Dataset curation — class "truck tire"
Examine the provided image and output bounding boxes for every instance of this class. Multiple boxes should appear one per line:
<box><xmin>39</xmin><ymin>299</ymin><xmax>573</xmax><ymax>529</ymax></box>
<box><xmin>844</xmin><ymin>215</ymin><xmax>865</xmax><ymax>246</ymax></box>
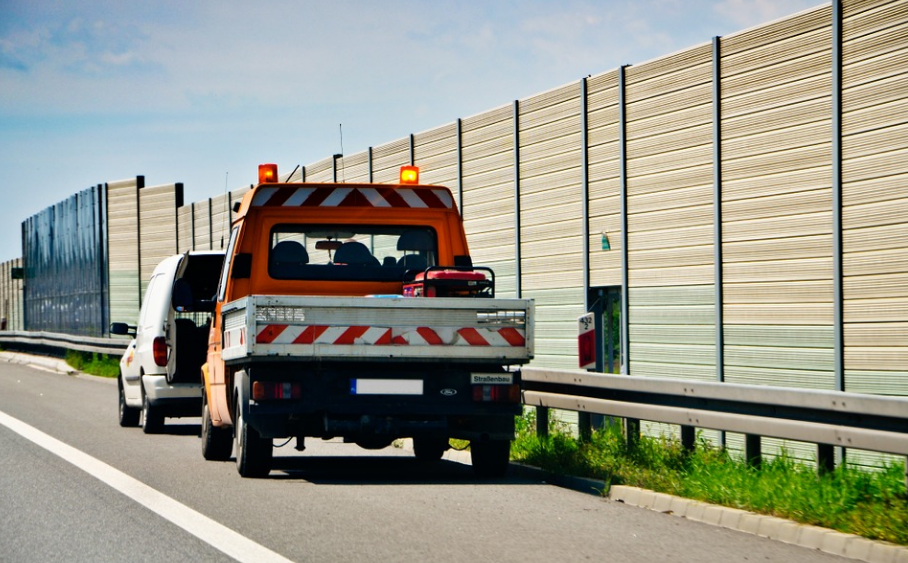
<box><xmin>413</xmin><ymin>435</ymin><xmax>448</xmax><ymax>462</ymax></box>
<box><xmin>234</xmin><ymin>402</ymin><xmax>272</xmax><ymax>478</ymax></box>
<box><xmin>470</xmin><ymin>439</ymin><xmax>511</xmax><ymax>478</ymax></box>
<box><xmin>201</xmin><ymin>393</ymin><xmax>232</xmax><ymax>461</ymax></box>
<box><xmin>141</xmin><ymin>389</ymin><xmax>164</xmax><ymax>434</ymax></box>
<box><xmin>118</xmin><ymin>377</ymin><xmax>140</xmax><ymax>427</ymax></box>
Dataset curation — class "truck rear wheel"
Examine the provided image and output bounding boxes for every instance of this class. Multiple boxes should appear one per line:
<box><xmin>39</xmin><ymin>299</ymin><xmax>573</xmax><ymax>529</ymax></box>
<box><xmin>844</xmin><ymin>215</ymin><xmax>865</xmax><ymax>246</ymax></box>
<box><xmin>470</xmin><ymin>439</ymin><xmax>511</xmax><ymax>478</ymax></box>
<box><xmin>201</xmin><ymin>393</ymin><xmax>233</xmax><ymax>461</ymax></box>
<box><xmin>234</xmin><ymin>403</ymin><xmax>272</xmax><ymax>478</ymax></box>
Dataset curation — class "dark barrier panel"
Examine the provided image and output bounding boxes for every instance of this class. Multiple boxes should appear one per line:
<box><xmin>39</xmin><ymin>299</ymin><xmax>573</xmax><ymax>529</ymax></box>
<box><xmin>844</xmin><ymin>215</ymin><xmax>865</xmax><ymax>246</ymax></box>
<box><xmin>22</xmin><ymin>186</ymin><xmax>108</xmax><ymax>336</ymax></box>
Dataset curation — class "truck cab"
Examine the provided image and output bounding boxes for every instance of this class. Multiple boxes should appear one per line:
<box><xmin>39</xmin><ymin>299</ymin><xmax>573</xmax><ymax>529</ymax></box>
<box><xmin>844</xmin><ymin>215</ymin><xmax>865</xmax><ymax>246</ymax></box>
<box><xmin>200</xmin><ymin>165</ymin><xmax>533</xmax><ymax>477</ymax></box>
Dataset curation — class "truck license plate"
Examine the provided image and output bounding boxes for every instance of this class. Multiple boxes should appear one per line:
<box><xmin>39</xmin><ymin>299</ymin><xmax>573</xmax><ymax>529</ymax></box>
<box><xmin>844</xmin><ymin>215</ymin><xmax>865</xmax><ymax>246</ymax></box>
<box><xmin>351</xmin><ymin>379</ymin><xmax>423</xmax><ymax>395</ymax></box>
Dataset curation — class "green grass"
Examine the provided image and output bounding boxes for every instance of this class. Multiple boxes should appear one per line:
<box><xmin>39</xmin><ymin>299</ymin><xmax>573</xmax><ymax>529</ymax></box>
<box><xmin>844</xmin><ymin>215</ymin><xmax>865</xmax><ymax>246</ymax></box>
<box><xmin>510</xmin><ymin>412</ymin><xmax>908</xmax><ymax>545</ymax></box>
<box><xmin>64</xmin><ymin>350</ymin><xmax>120</xmax><ymax>378</ymax></box>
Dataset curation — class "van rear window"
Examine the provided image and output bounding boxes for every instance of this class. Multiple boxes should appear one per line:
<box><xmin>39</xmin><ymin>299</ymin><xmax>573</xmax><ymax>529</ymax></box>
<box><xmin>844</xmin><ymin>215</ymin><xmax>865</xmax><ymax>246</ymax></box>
<box><xmin>268</xmin><ymin>224</ymin><xmax>437</xmax><ymax>282</ymax></box>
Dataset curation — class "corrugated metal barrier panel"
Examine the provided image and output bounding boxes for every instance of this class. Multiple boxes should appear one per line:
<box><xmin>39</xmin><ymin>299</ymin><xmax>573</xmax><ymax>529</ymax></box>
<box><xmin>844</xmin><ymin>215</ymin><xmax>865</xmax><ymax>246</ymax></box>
<box><xmin>107</xmin><ymin>178</ymin><xmax>141</xmax><ymax>326</ymax></box>
<box><xmin>414</xmin><ymin>123</ymin><xmax>458</xmax><ymax>188</ymax></box>
<box><xmin>587</xmin><ymin>69</ymin><xmax>623</xmax><ymax>288</ymax></box>
<box><xmin>193</xmin><ymin>200</ymin><xmax>212</xmax><ymax>251</ymax></box>
<box><xmin>624</xmin><ymin>42</ymin><xmax>716</xmax><ymax>381</ymax></box>
<box><xmin>519</xmin><ymin>83</ymin><xmax>584</xmax><ymax>369</ymax></box>
<box><xmin>372</xmin><ymin>137</ymin><xmax>410</xmax><ymax>184</ymax></box>
<box><xmin>460</xmin><ymin>105</ymin><xmax>516</xmax><ymax>298</ymax></box>
<box><xmin>210</xmin><ymin>193</ymin><xmax>231</xmax><ymax>251</ymax></box>
<box><xmin>138</xmin><ymin>184</ymin><xmax>178</xmax><ymax>289</ymax></box>
<box><xmin>177</xmin><ymin>205</ymin><xmax>192</xmax><ymax>253</ymax></box>
<box><xmin>337</xmin><ymin>151</ymin><xmax>370</xmax><ymax>183</ymax></box>
<box><xmin>842</xmin><ymin>0</ymin><xmax>908</xmax><ymax>395</ymax></box>
<box><xmin>721</xmin><ymin>4</ymin><xmax>835</xmax><ymax>391</ymax></box>
<box><xmin>305</xmin><ymin>156</ymin><xmax>334</xmax><ymax>183</ymax></box>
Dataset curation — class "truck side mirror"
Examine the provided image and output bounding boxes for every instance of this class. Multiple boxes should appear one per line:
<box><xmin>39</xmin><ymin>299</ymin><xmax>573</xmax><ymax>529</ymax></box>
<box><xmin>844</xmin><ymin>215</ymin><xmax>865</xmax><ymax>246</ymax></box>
<box><xmin>232</xmin><ymin>253</ymin><xmax>252</xmax><ymax>279</ymax></box>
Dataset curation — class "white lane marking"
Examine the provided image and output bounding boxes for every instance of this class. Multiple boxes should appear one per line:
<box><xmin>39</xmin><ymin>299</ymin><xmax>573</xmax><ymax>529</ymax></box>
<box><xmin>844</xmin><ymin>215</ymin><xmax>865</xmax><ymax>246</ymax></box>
<box><xmin>0</xmin><ymin>410</ymin><xmax>294</xmax><ymax>563</ymax></box>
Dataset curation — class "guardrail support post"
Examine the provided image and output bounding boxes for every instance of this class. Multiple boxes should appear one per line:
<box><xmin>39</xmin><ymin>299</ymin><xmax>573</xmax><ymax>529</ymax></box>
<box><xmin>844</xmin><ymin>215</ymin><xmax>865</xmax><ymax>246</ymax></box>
<box><xmin>625</xmin><ymin>418</ymin><xmax>640</xmax><ymax>451</ymax></box>
<box><xmin>745</xmin><ymin>434</ymin><xmax>762</xmax><ymax>469</ymax></box>
<box><xmin>681</xmin><ymin>425</ymin><xmax>696</xmax><ymax>453</ymax></box>
<box><xmin>817</xmin><ymin>444</ymin><xmax>835</xmax><ymax>475</ymax></box>
<box><xmin>536</xmin><ymin>406</ymin><xmax>549</xmax><ymax>438</ymax></box>
<box><xmin>578</xmin><ymin>412</ymin><xmax>592</xmax><ymax>442</ymax></box>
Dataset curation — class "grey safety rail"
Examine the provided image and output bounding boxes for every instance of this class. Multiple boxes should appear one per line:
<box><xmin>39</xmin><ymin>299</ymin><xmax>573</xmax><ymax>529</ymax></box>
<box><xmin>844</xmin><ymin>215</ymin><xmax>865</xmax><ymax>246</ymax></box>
<box><xmin>0</xmin><ymin>330</ymin><xmax>129</xmax><ymax>356</ymax></box>
<box><xmin>521</xmin><ymin>367</ymin><xmax>908</xmax><ymax>462</ymax></box>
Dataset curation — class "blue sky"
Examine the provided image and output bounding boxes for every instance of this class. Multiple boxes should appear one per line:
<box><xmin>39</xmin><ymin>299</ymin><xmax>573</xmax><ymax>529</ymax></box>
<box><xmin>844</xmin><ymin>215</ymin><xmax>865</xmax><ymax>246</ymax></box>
<box><xmin>0</xmin><ymin>0</ymin><xmax>822</xmax><ymax>262</ymax></box>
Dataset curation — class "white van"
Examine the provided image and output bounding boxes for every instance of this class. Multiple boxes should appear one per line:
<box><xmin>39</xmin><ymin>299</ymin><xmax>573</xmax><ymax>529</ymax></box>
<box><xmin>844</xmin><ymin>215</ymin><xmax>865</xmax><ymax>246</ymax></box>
<box><xmin>111</xmin><ymin>251</ymin><xmax>224</xmax><ymax>433</ymax></box>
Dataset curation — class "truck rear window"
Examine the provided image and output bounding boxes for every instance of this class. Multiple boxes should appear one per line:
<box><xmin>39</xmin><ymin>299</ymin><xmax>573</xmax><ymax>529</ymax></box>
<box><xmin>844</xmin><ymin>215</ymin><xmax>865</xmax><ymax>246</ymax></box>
<box><xmin>268</xmin><ymin>224</ymin><xmax>437</xmax><ymax>282</ymax></box>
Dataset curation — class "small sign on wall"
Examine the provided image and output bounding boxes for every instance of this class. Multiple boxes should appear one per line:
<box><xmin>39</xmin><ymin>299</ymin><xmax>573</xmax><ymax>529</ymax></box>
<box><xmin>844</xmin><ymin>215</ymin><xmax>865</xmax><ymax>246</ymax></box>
<box><xmin>578</xmin><ymin>312</ymin><xmax>596</xmax><ymax>370</ymax></box>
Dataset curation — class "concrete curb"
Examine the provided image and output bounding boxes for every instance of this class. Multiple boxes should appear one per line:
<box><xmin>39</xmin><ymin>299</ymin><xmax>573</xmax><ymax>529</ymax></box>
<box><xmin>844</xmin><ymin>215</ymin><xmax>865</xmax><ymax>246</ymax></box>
<box><xmin>0</xmin><ymin>351</ymin><xmax>76</xmax><ymax>375</ymax></box>
<box><xmin>0</xmin><ymin>351</ymin><xmax>116</xmax><ymax>385</ymax></box>
<box><xmin>608</xmin><ymin>485</ymin><xmax>908</xmax><ymax>563</ymax></box>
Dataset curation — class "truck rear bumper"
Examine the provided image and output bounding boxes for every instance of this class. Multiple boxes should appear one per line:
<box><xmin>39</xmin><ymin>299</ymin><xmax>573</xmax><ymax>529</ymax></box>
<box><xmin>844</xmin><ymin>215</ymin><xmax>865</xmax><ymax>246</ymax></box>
<box><xmin>239</xmin><ymin>361</ymin><xmax>520</xmax><ymax>441</ymax></box>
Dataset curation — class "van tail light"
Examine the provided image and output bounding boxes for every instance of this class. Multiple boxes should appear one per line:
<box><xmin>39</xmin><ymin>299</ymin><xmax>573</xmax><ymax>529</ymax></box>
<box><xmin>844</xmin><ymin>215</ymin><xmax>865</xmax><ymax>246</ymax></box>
<box><xmin>472</xmin><ymin>384</ymin><xmax>520</xmax><ymax>403</ymax></box>
<box><xmin>253</xmin><ymin>381</ymin><xmax>302</xmax><ymax>400</ymax></box>
<box><xmin>152</xmin><ymin>337</ymin><xmax>168</xmax><ymax>367</ymax></box>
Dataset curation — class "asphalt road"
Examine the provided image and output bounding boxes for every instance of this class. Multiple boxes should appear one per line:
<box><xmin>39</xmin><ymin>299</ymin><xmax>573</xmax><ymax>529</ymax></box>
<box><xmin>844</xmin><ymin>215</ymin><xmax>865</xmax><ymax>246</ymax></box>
<box><xmin>0</xmin><ymin>359</ymin><xmax>852</xmax><ymax>563</ymax></box>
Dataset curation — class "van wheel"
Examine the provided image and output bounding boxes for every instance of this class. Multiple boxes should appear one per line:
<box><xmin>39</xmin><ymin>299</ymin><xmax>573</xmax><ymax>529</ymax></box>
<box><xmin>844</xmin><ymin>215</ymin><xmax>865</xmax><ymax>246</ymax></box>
<box><xmin>141</xmin><ymin>389</ymin><xmax>164</xmax><ymax>434</ymax></box>
<box><xmin>471</xmin><ymin>440</ymin><xmax>511</xmax><ymax>478</ymax></box>
<box><xmin>118</xmin><ymin>377</ymin><xmax>140</xmax><ymax>427</ymax></box>
<box><xmin>413</xmin><ymin>435</ymin><xmax>448</xmax><ymax>462</ymax></box>
<box><xmin>201</xmin><ymin>393</ymin><xmax>232</xmax><ymax>461</ymax></box>
<box><xmin>234</xmin><ymin>402</ymin><xmax>272</xmax><ymax>478</ymax></box>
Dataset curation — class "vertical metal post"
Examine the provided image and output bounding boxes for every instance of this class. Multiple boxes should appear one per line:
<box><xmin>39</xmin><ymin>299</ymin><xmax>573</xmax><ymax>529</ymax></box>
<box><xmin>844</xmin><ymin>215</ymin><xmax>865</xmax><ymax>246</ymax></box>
<box><xmin>174</xmin><ymin>183</ymin><xmax>184</xmax><ymax>254</ymax></box>
<box><xmin>581</xmin><ymin>77</ymin><xmax>591</xmax><ymax>312</ymax></box>
<box><xmin>713</xmin><ymin>36</ymin><xmax>727</xmax><ymax>448</ymax></box>
<box><xmin>456</xmin><ymin>118</ymin><xmax>464</xmax><ymax>216</ymax></box>
<box><xmin>513</xmin><ymin>100</ymin><xmax>522</xmax><ymax>299</ymax></box>
<box><xmin>818</xmin><ymin>444</ymin><xmax>836</xmax><ymax>475</ymax></box>
<box><xmin>135</xmin><ymin>176</ymin><xmax>144</xmax><ymax>306</ymax></box>
<box><xmin>409</xmin><ymin>133</ymin><xmax>415</xmax><ymax>166</ymax></box>
<box><xmin>713</xmin><ymin>37</ymin><xmax>725</xmax><ymax>385</ymax></box>
<box><xmin>831</xmin><ymin>0</ymin><xmax>844</xmax><ymax>394</ymax></box>
<box><xmin>207</xmin><ymin>197</ymin><xmax>213</xmax><ymax>251</ymax></box>
<box><xmin>368</xmin><ymin>147</ymin><xmax>374</xmax><ymax>183</ymax></box>
<box><xmin>190</xmin><ymin>202</ymin><xmax>196</xmax><ymax>252</ymax></box>
<box><xmin>745</xmin><ymin>434</ymin><xmax>762</xmax><ymax>468</ymax></box>
<box><xmin>536</xmin><ymin>406</ymin><xmax>549</xmax><ymax>438</ymax></box>
<box><xmin>619</xmin><ymin>66</ymin><xmax>630</xmax><ymax>375</ymax></box>
<box><xmin>831</xmin><ymin>0</ymin><xmax>846</xmax><ymax>469</ymax></box>
<box><xmin>301</xmin><ymin>165</ymin><xmax>306</xmax><ymax>183</ymax></box>
<box><xmin>681</xmin><ymin>425</ymin><xmax>696</xmax><ymax>453</ymax></box>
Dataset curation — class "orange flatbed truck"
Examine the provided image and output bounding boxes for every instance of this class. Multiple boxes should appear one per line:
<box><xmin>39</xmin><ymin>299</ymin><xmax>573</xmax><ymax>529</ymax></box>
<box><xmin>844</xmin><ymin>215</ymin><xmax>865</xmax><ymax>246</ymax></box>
<box><xmin>195</xmin><ymin>164</ymin><xmax>534</xmax><ymax>478</ymax></box>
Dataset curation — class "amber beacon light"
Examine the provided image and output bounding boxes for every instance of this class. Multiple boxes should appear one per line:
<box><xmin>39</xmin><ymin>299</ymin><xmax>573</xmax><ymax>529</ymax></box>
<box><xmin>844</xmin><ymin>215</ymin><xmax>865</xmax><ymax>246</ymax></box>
<box><xmin>399</xmin><ymin>165</ymin><xmax>419</xmax><ymax>185</ymax></box>
<box><xmin>258</xmin><ymin>163</ymin><xmax>278</xmax><ymax>184</ymax></box>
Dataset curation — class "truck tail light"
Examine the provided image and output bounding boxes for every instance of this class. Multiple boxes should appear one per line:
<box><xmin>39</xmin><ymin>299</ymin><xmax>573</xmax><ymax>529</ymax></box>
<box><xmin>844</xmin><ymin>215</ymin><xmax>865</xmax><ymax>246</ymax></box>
<box><xmin>252</xmin><ymin>381</ymin><xmax>302</xmax><ymax>400</ymax></box>
<box><xmin>472</xmin><ymin>384</ymin><xmax>520</xmax><ymax>403</ymax></box>
<box><xmin>152</xmin><ymin>337</ymin><xmax>168</xmax><ymax>367</ymax></box>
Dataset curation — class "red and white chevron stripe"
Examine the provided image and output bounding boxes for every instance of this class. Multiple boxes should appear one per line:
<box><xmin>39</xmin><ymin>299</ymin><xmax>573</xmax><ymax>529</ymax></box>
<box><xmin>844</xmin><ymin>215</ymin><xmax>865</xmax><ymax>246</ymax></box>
<box><xmin>251</xmin><ymin>186</ymin><xmax>454</xmax><ymax>209</ymax></box>
<box><xmin>255</xmin><ymin>324</ymin><xmax>525</xmax><ymax>347</ymax></box>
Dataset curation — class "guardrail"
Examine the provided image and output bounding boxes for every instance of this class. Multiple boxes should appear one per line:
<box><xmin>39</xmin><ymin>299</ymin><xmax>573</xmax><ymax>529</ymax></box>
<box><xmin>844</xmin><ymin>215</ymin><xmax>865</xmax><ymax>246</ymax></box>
<box><xmin>0</xmin><ymin>330</ymin><xmax>129</xmax><ymax>357</ymax></box>
<box><xmin>521</xmin><ymin>366</ymin><xmax>908</xmax><ymax>472</ymax></box>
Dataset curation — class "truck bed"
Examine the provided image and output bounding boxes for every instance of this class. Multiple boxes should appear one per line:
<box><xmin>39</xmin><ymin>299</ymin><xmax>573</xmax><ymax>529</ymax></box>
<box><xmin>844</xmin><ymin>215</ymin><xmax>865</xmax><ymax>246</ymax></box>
<box><xmin>221</xmin><ymin>295</ymin><xmax>534</xmax><ymax>364</ymax></box>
